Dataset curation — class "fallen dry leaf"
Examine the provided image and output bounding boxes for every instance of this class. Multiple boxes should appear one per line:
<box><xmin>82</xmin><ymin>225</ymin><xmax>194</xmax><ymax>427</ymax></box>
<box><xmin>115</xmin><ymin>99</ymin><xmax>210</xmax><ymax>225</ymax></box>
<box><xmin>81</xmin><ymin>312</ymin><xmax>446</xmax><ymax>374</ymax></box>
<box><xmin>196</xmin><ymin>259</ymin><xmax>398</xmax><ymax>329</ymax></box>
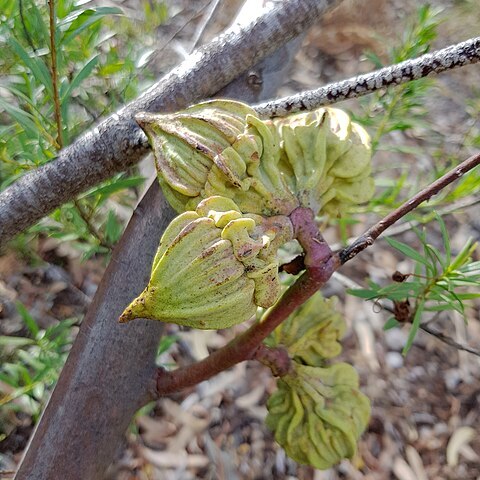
<box><xmin>446</xmin><ymin>426</ymin><xmax>476</xmax><ymax>467</ymax></box>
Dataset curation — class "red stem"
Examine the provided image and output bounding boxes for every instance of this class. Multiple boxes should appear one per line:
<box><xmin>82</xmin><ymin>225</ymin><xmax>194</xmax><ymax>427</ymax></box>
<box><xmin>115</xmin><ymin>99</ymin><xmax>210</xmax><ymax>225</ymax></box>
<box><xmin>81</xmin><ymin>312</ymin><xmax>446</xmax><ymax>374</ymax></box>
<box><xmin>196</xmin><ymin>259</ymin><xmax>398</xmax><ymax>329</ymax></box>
<box><xmin>253</xmin><ymin>344</ymin><xmax>292</xmax><ymax>377</ymax></box>
<box><xmin>48</xmin><ymin>0</ymin><xmax>62</xmax><ymax>149</ymax></box>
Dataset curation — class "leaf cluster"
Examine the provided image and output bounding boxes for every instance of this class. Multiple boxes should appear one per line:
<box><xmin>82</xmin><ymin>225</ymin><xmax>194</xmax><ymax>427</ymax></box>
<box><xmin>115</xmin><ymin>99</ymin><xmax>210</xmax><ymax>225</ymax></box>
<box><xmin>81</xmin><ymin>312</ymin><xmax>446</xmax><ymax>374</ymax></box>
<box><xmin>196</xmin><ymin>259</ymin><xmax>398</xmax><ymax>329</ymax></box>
<box><xmin>0</xmin><ymin>0</ymin><xmax>167</xmax><ymax>256</ymax></box>
<box><xmin>349</xmin><ymin>215</ymin><xmax>480</xmax><ymax>354</ymax></box>
<box><xmin>0</xmin><ymin>302</ymin><xmax>75</xmax><ymax>433</ymax></box>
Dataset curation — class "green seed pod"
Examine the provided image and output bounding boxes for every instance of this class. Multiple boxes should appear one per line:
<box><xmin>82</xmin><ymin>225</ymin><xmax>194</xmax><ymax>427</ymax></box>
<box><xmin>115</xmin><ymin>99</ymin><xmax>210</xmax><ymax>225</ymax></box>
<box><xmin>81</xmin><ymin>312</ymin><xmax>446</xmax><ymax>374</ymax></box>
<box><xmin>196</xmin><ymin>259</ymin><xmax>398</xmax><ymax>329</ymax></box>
<box><xmin>274</xmin><ymin>107</ymin><xmax>374</xmax><ymax>217</ymax></box>
<box><xmin>266</xmin><ymin>361</ymin><xmax>371</xmax><ymax>470</ymax></box>
<box><xmin>119</xmin><ymin>196</ymin><xmax>293</xmax><ymax>329</ymax></box>
<box><xmin>269</xmin><ymin>292</ymin><xmax>346</xmax><ymax>366</ymax></box>
<box><xmin>136</xmin><ymin>100</ymin><xmax>298</xmax><ymax>216</ymax></box>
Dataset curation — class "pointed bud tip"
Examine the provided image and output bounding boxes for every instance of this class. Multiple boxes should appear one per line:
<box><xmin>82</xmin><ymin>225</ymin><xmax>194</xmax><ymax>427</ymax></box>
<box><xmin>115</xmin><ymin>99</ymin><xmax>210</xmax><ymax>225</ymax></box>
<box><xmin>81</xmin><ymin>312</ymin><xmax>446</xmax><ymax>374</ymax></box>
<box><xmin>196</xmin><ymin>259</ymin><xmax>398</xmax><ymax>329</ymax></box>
<box><xmin>118</xmin><ymin>310</ymin><xmax>133</xmax><ymax>323</ymax></box>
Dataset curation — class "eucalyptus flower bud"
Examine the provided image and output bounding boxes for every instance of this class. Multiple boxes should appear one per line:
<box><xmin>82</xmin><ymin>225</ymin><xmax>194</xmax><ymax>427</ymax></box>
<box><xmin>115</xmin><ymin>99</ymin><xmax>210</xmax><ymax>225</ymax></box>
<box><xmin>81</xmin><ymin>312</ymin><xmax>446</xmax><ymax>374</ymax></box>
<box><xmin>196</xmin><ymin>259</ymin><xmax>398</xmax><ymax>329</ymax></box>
<box><xmin>269</xmin><ymin>293</ymin><xmax>346</xmax><ymax>366</ymax></box>
<box><xmin>136</xmin><ymin>100</ymin><xmax>298</xmax><ymax>216</ymax></box>
<box><xmin>266</xmin><ymin>361</ymin><xmax>371</xmax><ymax>470</ymax></box>
<box><xmin>274</xmin><ymin>107</ymin><xmax>374</xmax><ymax>217</ymax></box>
<box><xmin>119</xmin><ymin>196</ymin><xmax>293</xmax><ymax>329</ymax></box>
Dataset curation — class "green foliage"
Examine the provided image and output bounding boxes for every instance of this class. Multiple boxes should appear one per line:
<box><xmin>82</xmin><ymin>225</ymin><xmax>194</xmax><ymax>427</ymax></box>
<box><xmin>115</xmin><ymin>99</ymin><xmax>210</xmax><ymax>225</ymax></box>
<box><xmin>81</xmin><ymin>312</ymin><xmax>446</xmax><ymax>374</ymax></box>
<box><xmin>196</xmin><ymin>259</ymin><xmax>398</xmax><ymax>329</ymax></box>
<box><xmin>0</xmin><ymin>303</ymin><xmax>75</xmax><ymax>428</ymax></box>
<box><xmin>348</xmin><ymin>215</ymin><xmax>480</xmax><ymax>354</ymax></box>
<box><xmin>349</xmin><ymin>5</ymin><xmax>443</xmax><ymax>223</ymax></box>
<box><xmin>356</xmin><ymin>4</ymin><xmax>441</xmax><ymax>151</ymax></box>
<box><xmin>0</xmin><ymin>304</ymin><xmax>179</xmax><ymax>440</ymax></box>
<box><xmin>0</xmin><ymin>0</ymin><xmax>167</xmax><ymax>255</ymax></box>
<box><xmin>32</xmin><ymin>173</ymin><xmax>146</xmax><ymax>259</ymax></box>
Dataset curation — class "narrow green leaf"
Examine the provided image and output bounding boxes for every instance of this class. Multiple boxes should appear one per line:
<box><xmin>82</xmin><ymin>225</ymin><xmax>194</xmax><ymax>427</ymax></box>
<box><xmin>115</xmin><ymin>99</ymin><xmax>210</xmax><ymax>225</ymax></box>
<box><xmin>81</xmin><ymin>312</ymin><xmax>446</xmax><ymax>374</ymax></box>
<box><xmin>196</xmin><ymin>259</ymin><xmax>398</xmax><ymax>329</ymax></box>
<box><xmin>435</xmin><ymin>212</ymin><xmax>451</xmax><ymax>264</ymax></box>
<box><xmin>428</xmin><ymin>288</ymin><xmax>465</xmax><ymax>315</ymax></box>
<box><xmin>425</xmin><ymin>243</ymin><xmax>446</xmax><ymax>270</ymax></box>
<box><xmin>403</xmin><ymin>299</ymin><xmax>425</xmax><ymax>355</ymax></box>
<box><xmin>104</xmin><ymin>210</ymin><xmax>121</xmax><ymax>244</ymax></box>
<box><xmin>0</xmin><ymin>99</ymin><xmax>39</xmax><ymax>138</ymax></box>
<box><xmin>378</xmin><ymin>281</ymin><xmax>422</xmax><ymax>298</ymax></box>
<box><xmin>446</xmin><ymin>278</ymin><xmax>480</xmax><ymax>288</ymax></box>
<box><xmin>383</xmin><ymin>317</ymin><xmax>400</xmax><ymax>330</ymax></box>
<box><xmin>385</xmin><ymin>236</ymin><xmax>430</xmax><ymax>266</ymax></box>
<box><xmin>459</xmin><ymin>260</ymin><xmax>480</xmax><ymax>275</ymax></box>
<box><xmin>0</xmin><ymin>336</ymin><xmax>35</xmax><ymax>347</ymax></box>
<box><xmin>8</xmin><ymin>37</ymin><xmax>53</xmax><ymax>96</ymax></box>
<box><xmin>17</xmin><ymin>350</ymin><xmax>42</xmax><ymax>375</ymax></box>
<box><xmin>424</xmin><ymin>303</ymin><xmax>458</xmax><ymax>312</ymax></box>
<box><xmin>61</xmin><ymin>7</ymin><xmax>123</xmax><ymax>43</ymax></box>
<box><xmin>346</xmin><ymin>289</ymin><xmax>378</xmax><ymax>299</ymax></box>
<box><xmin>15</xmin><ymin>302</ymin><xmax>39</xmax><ymax>338</ymax></box>
<box><xmin>84</xmin><ymin>176</ymin><xmax>145</xmax><ymax>200</ymax></box>
<box><xmin>157</xmin><ymin>335</ymin><xmax>179</xmax><ymax>356</ymax></box>
<box><xmin>44</xmin><ymin>319</ymin><xmax>77</xmax><ymax>340</ymax></box>
<box><xmin>61</xmin><ymin>55</ymin><xmax>99</xmax><ymax>105</ymax></box>
<box><xmin>453</xmin><ymin>292</ymin><xmax>480</xmax><ymax>300</ymax></box>
<box><xmin>450</xmin><ymin>239</ymin><xmax>476</xmax><ymax>271</ymax></box>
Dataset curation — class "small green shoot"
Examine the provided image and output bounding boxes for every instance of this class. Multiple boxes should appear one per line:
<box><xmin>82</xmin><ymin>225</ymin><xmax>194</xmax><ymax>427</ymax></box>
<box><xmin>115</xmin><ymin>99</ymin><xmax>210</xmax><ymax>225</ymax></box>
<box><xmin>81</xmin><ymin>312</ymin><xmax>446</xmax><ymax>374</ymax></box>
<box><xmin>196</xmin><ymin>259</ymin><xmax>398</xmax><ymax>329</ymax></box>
<box><xmin>348</xmin><ymin>214</ymin><xmax>480</xmax><ymax>354</ymax></box>
<box><xmin>0</xmin><ymin>303</ymin><xmax>76</xmax><ymax>423</ymax></box>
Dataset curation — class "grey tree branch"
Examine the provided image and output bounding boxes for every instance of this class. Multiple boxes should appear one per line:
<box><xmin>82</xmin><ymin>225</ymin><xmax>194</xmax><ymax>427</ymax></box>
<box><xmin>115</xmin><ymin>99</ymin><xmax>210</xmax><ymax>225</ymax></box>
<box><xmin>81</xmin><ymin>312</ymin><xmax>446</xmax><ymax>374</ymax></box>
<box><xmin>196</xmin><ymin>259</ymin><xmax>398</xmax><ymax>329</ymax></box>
<box><xmin>0</xmin><ymin>0</ymin><xmax>337</xmax><ymax>249</ymax></box>
<box><xmin>255</xmin><ymin>36</ymin><xmax>480</xmax><ymax>117</ymax></box>
<box><xmin>13</xmin><ymin>1</ymin><xmax>319</xmax><ymax>478</ymax></box>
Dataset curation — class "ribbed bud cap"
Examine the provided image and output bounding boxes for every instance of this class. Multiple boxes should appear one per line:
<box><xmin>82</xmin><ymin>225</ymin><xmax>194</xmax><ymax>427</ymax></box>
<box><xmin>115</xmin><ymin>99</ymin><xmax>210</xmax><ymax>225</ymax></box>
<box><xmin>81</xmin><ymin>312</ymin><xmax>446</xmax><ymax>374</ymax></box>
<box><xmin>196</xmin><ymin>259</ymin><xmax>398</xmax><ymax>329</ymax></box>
<box><xmin>266</xmin><ymin>361</ymin><xmax>371</xmax><ymax>469</ymax></box>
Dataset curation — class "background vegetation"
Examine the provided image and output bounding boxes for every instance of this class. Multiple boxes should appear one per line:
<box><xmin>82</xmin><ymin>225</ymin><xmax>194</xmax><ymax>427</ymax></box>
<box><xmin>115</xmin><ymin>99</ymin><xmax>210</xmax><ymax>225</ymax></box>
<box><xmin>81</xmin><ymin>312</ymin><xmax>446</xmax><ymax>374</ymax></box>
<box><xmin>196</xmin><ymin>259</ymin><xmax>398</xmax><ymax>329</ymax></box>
<box><xmin>1</xmin><ymin>1</ymin><xmax>479</xmax><ymax>478</ymax></box>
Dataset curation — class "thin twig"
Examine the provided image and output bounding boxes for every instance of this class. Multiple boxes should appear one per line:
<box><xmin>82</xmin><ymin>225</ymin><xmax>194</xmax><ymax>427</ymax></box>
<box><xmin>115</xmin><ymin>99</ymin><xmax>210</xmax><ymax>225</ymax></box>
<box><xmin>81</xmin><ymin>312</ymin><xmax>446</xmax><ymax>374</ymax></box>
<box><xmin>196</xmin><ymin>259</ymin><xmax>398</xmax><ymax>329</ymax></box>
<box><xmin>255</xmin><ymin>37</ymin><xmax>480</xmax><ymax>117</ymax></box>
<box><xmin>48</xmin><ymin>0</ymin><xmax>63</xmax><ymax>148</ymax></box>
<box><xmin>332</xmin><ymin>272</ymin><xmax>480</xmax><ymax>357</ymax></box>
<box><xmin>329</xmin><ymin>193</ymin><xmax>480</xmax><ymax>253</ymax></box>
<box><xmin>190</xmin><ymin>0</ymin><xmax>221</xmax><ymax>51</ymax></box>
<box><xmin>420</xmin><ymin>323</ymin><xmax>480</xmax><ymax>357</ymax></box>
<box><xmin>339</xmin><ymin>153</ymin><xmax>480</xmax><ymax>264</ymax></box>
<box><xmin>73</xmin><ymin>199</ymin><xmax>111</xmax><ymax>250</ymax></box>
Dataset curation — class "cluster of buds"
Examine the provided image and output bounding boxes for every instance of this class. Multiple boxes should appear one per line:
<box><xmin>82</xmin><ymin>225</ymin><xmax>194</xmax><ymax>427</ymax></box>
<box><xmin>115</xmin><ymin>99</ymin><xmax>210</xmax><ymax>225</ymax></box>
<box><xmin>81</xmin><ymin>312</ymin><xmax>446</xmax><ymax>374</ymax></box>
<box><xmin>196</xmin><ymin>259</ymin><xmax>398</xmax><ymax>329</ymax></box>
<box><xmin>121</xmin><ymin>100</ymin><xmax>373</xmax><ymax>469</ymax></box>
<box><xmin>124</xmin><ymin>100</ymin><xmax>374</xmax><ymax>330</ymax></box>
<box><xmin>266</xmin><ymin>294</ymin><xmax>371</xmax><ymax>469</ymax></box>
<box><xmin>137</xmin><ymin>99</ymin><xmax>373</xmax><ymax>218</ymax></box>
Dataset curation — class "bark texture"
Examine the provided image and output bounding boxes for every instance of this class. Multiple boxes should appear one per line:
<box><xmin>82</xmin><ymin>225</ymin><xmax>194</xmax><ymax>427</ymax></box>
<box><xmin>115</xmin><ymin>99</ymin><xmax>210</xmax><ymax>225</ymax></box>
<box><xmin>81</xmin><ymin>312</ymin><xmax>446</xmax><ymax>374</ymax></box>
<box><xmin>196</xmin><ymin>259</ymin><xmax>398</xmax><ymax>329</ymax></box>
<box><xmin>0</xmin><ymin>0</ymin><xmax>336</xmax><ymax>248</ymax></box>
<box><xmin>15</xmin><ymin>183</ymin><xmax>175</xmax><ymax>479</ymax></box>
<box><xmin>255</xmin><ymin>36</ymin><xmax>480</xmax><ymax>116</ymax></box>
<box><xmin>13</xmin><ymin>1</ymin><xmax>325</xmax><ymax>478</ymax></box>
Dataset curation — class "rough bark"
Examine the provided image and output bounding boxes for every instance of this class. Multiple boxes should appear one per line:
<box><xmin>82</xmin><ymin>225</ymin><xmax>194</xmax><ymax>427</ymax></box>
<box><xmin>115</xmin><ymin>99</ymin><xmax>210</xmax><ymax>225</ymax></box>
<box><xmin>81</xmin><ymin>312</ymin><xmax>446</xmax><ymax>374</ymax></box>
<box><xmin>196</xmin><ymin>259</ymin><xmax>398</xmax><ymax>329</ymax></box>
<box><xmin>0</xmin><ymin>0</ymin><xmax>337</xmax><ymax>248</ymax></box>
<box><xmin>15</xmin><ymin>183</ymin><xmax>175</xmax><ymax>480</ymax></box>
<box><xmin>255</xmin><ymin>36</ymin><xmax>480</xmax><ymax>116</ymax></box>
<box><xmin>13</xmin><ymin>1</ymin><xmax>322</xmax><ymax>478</ymax></box>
